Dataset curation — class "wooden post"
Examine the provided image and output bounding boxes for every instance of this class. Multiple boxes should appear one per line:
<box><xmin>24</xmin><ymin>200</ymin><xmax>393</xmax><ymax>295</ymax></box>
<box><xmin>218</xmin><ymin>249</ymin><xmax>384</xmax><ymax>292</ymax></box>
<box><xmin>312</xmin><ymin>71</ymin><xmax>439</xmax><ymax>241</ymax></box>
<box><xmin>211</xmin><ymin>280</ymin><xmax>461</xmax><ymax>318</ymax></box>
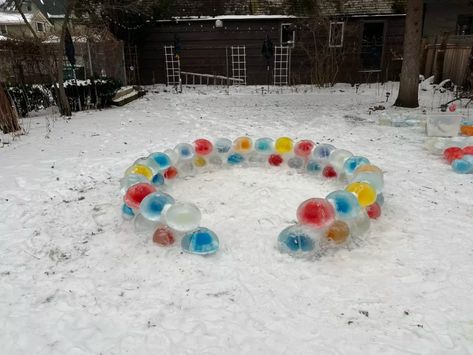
<box><xmin>0</xmin><ymin>82</ymin><xmax>21</xmax><ymax>134</ymax></box>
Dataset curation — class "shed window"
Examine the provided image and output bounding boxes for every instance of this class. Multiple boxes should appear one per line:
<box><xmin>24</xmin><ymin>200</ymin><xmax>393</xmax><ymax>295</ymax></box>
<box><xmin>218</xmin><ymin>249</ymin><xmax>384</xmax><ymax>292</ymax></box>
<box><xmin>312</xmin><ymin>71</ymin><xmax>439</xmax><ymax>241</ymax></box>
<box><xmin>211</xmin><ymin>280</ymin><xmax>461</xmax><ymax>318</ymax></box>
<box><xmin>36</xmin><ymin>22</ymin><xmax>45</xmax><ymax>32</ymax></box>
<box><xmin>457</xmin><ymin>15</ymin><xmax>473</xmax><ymax>35</ymax></box>
<box><xmin>329</xmin><ymin>22</ymin><xmax>344</xmax><ymax>47</ymax></box>
<box><xmin>0</xmin><ymin>24</ymin><xmax>7</xmax><ymax>35</ymax></box>
<box><xmin>281</xmin><ymin>23</ymin><xmax>295</xmax><ymax>47</ymax></box>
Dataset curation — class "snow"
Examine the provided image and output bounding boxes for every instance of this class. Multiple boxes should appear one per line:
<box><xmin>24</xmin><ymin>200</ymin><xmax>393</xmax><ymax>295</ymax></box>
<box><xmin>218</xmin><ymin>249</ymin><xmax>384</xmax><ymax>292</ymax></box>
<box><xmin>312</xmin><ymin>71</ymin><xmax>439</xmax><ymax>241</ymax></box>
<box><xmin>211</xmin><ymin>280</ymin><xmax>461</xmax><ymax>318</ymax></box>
<box><xmin>0</xmin><ymin>11</ymin><xmax>33</xmax><ymax>24</ymax></box>
<box><xmin>1</xmin><ymin>83</ymin><xmax>473</xmax><ymax>354</ymax></box>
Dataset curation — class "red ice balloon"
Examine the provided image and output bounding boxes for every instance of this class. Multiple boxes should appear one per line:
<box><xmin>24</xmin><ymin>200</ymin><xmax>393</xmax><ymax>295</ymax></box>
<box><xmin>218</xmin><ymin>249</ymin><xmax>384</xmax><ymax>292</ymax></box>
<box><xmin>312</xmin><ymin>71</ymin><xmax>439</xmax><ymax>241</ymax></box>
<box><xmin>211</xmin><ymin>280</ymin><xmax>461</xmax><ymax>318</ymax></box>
<box><xmin>297</xmin><ymin>198</ymin><xmax>335</xmax><ymax>229</ymax></box>
<box><xmin>164</xmin><ymin>166</ymin><xmax>178</xmax><ymax>179</ymax></box>
<box><xmin>124</xmin><ymin>183</ymin><xmax>156</xmax><ymax>209</ymax></box>
<box><xmin>443</xmin><ymin>147</ymin><xmax>464</xmax><ymax>164</ymax></box>
<box><xmin>153</xmin><ymin>226</ymin><xmax>175</xmax><ymax>246</ymax></box>
<box><xmin>268</xmin><ymin>154</ymin><xmax>284</xmax><ymax>166</ymax></box>
<box><xmin>194</xmin><ymin>139</ymin><xmax>213</xmax><ymax>156</ymax></box>
<box><xmin>322</xmin><ymin>165</ymin><xmax>337</xmax><ymax>178</ymax></box>
<box><xmin>366</xmin><ymin>202</ymin><xmax>382</xmax><ymax>219</ymax></box>
<box><xmin>449</xmin><ymin>103</ymin><xmax>457</xmax><ymax>112</ymax></box>
<box><xmin>463</xmin><ymin>146</ymin><xmax>473</xmax><ymax>155</ymax></box>
<box><xmin>294</xmin><ymin>140</ymin><xmax>315</xmax><ymax>157</ymax></box>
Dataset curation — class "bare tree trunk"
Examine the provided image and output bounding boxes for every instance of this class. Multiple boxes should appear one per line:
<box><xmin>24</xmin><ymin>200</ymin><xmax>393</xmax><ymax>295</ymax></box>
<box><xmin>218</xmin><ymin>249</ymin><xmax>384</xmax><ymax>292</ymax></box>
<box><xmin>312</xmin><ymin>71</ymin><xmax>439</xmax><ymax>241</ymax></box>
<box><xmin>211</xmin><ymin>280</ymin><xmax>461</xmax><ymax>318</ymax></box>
<box><xmin>394</xmin><ymin>0</ymin><xmax>423</xmax><ymax>108</ymax></box>
<box><xmin>13</xmin><ymin>0</ymin><xmax>71</xmax><ymax>116</ymax></box>
<box><xmin>0</xmin><ymin>82</ymin><xmax>21</xmax><ymax>133</ymax></box>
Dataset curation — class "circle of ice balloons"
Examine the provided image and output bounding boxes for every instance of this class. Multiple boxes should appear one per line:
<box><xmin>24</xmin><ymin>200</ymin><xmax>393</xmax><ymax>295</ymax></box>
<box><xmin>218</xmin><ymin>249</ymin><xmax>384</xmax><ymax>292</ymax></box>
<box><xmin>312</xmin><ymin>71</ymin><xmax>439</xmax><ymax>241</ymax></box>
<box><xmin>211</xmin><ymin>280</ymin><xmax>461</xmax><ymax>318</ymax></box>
<box><xmin>443</xmin><ymin>146</ymin><xmax>473</xmax><ymax>174</ymax></box>
<box><xmin>120</xmin><ymin>137</ymin><xmax>385</xmax><ymax>257</ymax></box>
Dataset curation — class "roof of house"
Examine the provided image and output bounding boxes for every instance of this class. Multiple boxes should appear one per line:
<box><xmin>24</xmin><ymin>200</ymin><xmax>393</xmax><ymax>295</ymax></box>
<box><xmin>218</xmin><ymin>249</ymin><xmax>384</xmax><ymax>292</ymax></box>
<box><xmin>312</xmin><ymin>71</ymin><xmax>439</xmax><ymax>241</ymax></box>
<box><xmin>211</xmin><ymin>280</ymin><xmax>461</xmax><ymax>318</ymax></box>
<box><xmin>161</xmin><ymin>0</ymin><xmax>405</xmax><ymax>18</ymax></box>
<box><xmin>0</xmin><ymin>11</ymin><xmax>34</xmax><ymax>24</ymax></box>
<box><xmin>318</xmin><ymin>0</ymin><xmax>406</xmax><ymax>16</ymax></box>
<box><xmin>0</xmin><ymin>0</ymin><xmax>65</xmax><ymax>19</ymax></box>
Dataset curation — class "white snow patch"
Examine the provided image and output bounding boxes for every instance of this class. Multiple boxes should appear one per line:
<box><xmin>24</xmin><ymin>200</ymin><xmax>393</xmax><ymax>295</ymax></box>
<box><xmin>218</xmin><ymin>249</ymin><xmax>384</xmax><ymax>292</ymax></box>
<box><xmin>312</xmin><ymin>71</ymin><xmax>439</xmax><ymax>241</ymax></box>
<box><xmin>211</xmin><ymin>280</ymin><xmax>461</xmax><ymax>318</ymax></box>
<box><xmin>1</xmin><ymin>84</ymin><xmax>473</xmax><ymax>354</ymax></box>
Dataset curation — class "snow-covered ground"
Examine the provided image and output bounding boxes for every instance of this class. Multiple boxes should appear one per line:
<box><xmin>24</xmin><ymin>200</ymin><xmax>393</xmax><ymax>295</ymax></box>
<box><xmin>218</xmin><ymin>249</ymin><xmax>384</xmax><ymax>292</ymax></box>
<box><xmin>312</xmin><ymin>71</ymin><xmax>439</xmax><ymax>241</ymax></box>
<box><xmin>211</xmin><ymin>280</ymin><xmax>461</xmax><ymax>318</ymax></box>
<box><xmin>1</xmin><ymin>84</ymin><xmax>473</xmax><ymax>354</ymax></box>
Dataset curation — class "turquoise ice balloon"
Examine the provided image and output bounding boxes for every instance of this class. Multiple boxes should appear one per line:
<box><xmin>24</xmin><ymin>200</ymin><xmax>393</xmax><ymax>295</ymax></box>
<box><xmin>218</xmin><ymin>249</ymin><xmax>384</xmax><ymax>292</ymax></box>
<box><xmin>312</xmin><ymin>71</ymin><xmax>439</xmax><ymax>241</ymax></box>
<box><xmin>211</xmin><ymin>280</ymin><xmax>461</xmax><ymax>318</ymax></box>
<box><xmin>343</xmin><ymin>156</ymin><xmax>370</xmax><ymax>176</ymax></box>
<box><xmin>254</xmin><ymin>137</ymin><xmax>274</xmax><ymax>155</ymax></box>
<box><xmin>326</xmin><ymin>190</ymin><xmax>361</xmax><ymax>220</ymax></box>
<box><xmin>306</xmin><ymin>159</ymin><xmax>322</xmax><ymax>174</ymax></box>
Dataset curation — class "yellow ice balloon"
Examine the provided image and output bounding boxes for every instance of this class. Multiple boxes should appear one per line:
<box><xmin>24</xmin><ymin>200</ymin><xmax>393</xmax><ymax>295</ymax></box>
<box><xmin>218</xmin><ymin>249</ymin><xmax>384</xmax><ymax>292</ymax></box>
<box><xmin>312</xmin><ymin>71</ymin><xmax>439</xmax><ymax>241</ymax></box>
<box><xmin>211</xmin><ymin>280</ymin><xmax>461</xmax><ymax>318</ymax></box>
<box><xmin>346</xmin><ymin>182</ymin><xmax>376</xmax><ymax>207</ymax></box>
<box><xmin>275</xmin><ymin>137</ymin><xmax>294</xmax><ymax>154</ymax></box>
<box><xmin>125</xmin><ymin>164</ymin><xmax>153</xmax><ymax>180</ymax></box>
<box><xmin>194</xmin><ymin>156</ymin><xmax>207</xmax><ymax>167</ymax></box>
<box><xmin>233</xmin><ymin>137</ymin><xmax>253</xmax><ymax>153</ymax></box>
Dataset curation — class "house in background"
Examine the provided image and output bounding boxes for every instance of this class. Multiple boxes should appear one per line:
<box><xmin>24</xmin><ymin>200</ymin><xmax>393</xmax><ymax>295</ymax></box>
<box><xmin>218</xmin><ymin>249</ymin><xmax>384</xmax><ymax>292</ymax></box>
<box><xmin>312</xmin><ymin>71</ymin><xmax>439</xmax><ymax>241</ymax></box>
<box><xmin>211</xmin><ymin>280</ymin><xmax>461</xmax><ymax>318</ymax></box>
<box><xmin>136</xmin><ymin>0</ymin><xmax>407</xmax><ymax>86</ymax></box>
<box><xmin>422</xmin><ymin>0</ymin><xmax>473</xmax><ymax>86</ymax></box>
<box><xmin>0</xmin><ymin>5</ymin><xmax>53</xmax><ymax>38</ymax></box>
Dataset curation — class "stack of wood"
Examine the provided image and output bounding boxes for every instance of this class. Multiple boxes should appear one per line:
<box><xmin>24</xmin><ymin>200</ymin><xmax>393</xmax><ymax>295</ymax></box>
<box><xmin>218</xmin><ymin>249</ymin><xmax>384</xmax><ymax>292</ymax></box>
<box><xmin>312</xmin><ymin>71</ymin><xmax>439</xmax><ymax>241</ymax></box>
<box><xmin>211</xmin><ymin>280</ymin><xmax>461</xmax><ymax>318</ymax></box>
<box><xmin>0</xmin><ymin>82</ymin><xmax>21</xmax><ymax>134</ymax></box>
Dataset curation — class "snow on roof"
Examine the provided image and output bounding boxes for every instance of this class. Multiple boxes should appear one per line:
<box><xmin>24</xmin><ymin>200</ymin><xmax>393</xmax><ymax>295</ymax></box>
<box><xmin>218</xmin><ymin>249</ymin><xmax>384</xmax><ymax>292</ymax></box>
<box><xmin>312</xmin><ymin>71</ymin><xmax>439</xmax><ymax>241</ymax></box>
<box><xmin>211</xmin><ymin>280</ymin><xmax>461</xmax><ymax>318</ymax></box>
<box><xmin>0</xmin><ymin>34</ymin><xmax>8</xmax><ymax>40</ymax></box>
<box><xmin>159</xmin><ymin>14</ymin><xmax>296</xmax><ymax>22</ymax></box>
<box><xmin>0</xmin><ymin>11</ymin><xmax>34</xmax><ymax>24</ymax></box>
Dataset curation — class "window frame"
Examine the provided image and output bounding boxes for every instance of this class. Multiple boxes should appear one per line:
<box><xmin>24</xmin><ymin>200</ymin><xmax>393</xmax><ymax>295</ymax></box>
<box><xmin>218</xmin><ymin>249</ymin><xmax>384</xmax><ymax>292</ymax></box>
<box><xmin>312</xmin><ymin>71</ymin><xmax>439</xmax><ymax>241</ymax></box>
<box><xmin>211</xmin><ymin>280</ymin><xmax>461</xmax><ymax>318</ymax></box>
<box><xmin>329</xmin><ymin>21</ymin><xmax>344</xmax><ymax>48</ymax></box>
<box><xmin>0</xmin><ymin>24</ymin><xmax>7</xmax><ymax>35</ymax></box>
<box><xmin>456</xmin><ymin>15</ymin><xmax>473</xmax><ymax>35</ymax></box>
<box><xmin>35</xmin><ymin>22</ymin><xmax>45</xmax><ymax>33</ymax></box>
<box><xmin>281</xmin><ymin>23</ymin><xmax>296</xmax><ymax>48</ymax></box>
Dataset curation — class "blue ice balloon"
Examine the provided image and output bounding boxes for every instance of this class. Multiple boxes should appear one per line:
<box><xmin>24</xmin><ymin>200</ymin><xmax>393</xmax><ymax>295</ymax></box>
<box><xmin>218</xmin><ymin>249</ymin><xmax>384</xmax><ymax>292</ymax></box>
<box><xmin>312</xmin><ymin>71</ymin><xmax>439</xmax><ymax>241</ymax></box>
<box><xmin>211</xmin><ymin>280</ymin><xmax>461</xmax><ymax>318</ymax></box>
<box><xmin>254</xmin><ymin>137</ymin><xmax>274</xmax><ymax>154</ymax></box>
<box><xmin>343</xmin><ymin>156</ymin><xmax>370</xmax><ymax>176</ymax></box>
<box><xmin>175</xmin><ymin>143</ymin><xmax>195</xmax><ymax>160</ymax></box>
<box><xmin>227</xmin><ymin>153</ymin><xmax>245</xmax><ymax>165</ymax></box>
<box><xmin>313</xmin><ymin>144</ymin><xmax>336</xmax><ymax>161</ymax></box>
<box><xmin>277</xmin><ymin>224</ymin><xmax>321</xmax><ymax>257</ymax></box>
<box><xmin>122</xmin><ymin>203</ymin><xmax>135</xmax><ymax>219</ymax></box>
<box><xmin>306</xmin><ymin>159</ymin><xmax>322</xmax><ymax>174</ymax></box>
<box><xmin>326</xmin><ymin>190</ymin><xmax>361</xmax><ymax>220</ymax></box>
<box><xmin>140</xmin><ymin>192</ymin><xmax>175</xmax><ymax>221</ymax></box>
<box><xmin>148</xmin><ymin>152</ymin><xmax>172</xmax><ymax>170</ymax></box>
<box><xmin>376</xmin><ymin>193</ymin><xmax>385</xmax><ymax>206</ymax></box>
<box><xmin>151</xmin><ymin>173</ymin><xmax>165</xmax><ymax>186</ymax></box>
<box><xmin>452</xmin><ymin>159</ymin><xmax>473</xmax><ymax>174</ymax></box>
<box><xmin>181</xmin><ymin>227</ymin><xmax>219</xmax><ymax>255</ymax></box>
<box><xmin>215</xmin><ymin>138</ymin><xmax>232</xmax><ymax>154</ymax></box>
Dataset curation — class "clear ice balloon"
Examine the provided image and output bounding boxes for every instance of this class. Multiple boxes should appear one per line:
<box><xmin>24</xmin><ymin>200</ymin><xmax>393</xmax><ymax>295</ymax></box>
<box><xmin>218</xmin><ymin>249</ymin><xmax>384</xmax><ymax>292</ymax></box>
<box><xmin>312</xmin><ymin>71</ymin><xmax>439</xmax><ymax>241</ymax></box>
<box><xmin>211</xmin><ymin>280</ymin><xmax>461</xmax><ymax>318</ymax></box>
<box><xmin>120</xmin><ymin>174</ymin><xmax>148</xmax><ymax>195</ymax></box>
<box><xmin>164</xmin><ymin>202</ymin><xmax>202</xmax><ymax>232</ymax></box>
<box><xmin>181</xmin><ymin>227</ymin><xmax>219</xmax><ymax>255</ymax></box>
<box><xmin>287</xmin><ymin>156</ymin><xmax>305</xmax><ymax>169</ymax></box>
<box><xmin>215</xmin><ymin>138</ymin><xmax>232</xmax><ymax>154</ymax></box>
<box><xmin>313</xmin><ymin>143</ymin><xmax>336</xmax><ymax>161</ymax></box>
<box><xmin>328</xmin><ymin>149</ymin><xmax>353</xmax><ymax>174</ymax></box>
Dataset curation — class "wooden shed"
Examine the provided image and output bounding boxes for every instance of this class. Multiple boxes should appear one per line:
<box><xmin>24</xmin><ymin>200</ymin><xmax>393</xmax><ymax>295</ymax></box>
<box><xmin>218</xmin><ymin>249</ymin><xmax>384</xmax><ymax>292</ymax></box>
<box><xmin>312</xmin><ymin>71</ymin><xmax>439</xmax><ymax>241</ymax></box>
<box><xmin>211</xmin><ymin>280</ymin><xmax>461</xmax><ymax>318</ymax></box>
<box><xmin>136</xmin><ymin>0</ymin><xmax>406</xmax><ymax>85</ymax></box>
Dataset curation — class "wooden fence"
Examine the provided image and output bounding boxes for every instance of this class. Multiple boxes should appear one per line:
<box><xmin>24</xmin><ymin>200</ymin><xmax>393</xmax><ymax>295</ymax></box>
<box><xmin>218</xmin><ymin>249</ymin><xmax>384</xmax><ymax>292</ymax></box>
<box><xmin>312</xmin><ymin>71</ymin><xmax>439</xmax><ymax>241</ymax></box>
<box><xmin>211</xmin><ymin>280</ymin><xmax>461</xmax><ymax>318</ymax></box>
<box><xmin>422</xmin><ymin>37</ymin><xmax>473</xmax><ymax>86</ymax></box>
